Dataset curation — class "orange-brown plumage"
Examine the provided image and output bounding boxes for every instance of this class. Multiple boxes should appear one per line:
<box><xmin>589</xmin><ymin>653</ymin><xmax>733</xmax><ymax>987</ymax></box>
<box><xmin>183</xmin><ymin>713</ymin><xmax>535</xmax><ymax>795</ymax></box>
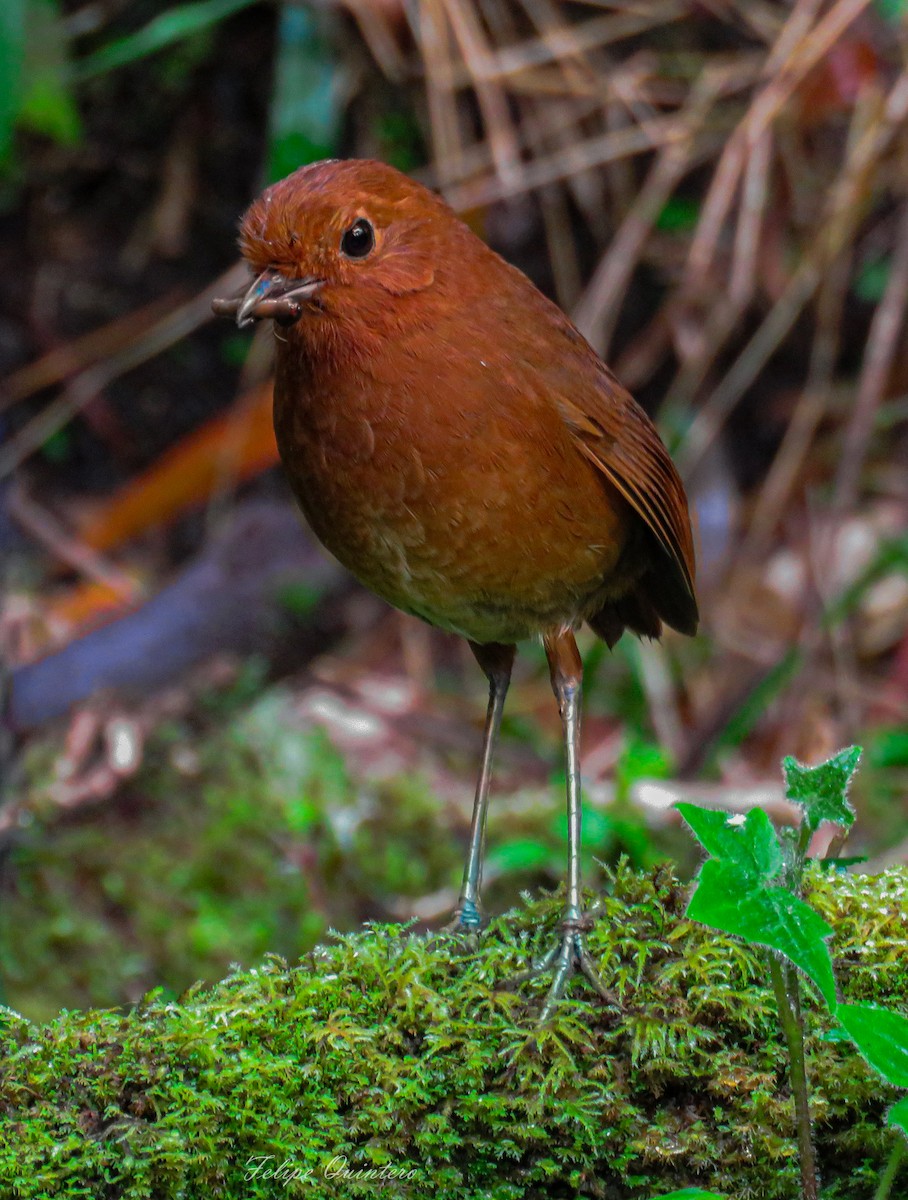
<box><xmin>233</xmin><ymin>158</ymin><xmax>696</xmax><ymax>648</ymax></box>
<box><xmin>217</xmin><ymin>157</ymin><xmax>698</xmax><ymax>1017</ymax></box>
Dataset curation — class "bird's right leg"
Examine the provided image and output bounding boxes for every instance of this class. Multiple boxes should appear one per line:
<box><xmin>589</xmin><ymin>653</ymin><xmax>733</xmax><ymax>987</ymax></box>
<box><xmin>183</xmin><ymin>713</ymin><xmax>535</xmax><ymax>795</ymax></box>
<box><xmin>532</xmin><ymin>628</ymin><xmax>613</xmax><ymax>1021</ymax></box>
<box><xmin>446</xmin><ymin>640</ymin><xmax>516</xmax><ymax>933</ymax></box>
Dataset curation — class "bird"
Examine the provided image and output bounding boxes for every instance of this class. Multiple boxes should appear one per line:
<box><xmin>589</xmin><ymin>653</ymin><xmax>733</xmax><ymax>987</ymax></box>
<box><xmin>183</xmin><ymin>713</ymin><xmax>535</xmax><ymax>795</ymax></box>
<box><xmin>213</xmin><ymin>158</ymin><xmax>698</xmax><ymax>1020</ymax></box>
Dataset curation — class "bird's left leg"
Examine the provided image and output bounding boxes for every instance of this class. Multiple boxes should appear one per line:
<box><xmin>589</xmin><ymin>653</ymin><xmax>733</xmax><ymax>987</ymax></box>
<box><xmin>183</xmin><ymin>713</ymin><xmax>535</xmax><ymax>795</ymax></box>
<box><xmin>533</xmin><ymin>628</ymin><xmax>613</xmax><ymax>1022</ymax></box>
<box><xmin>445</xmin><ymin>640</ymin><xmax>516</xmax><ymax>933</ymax></box>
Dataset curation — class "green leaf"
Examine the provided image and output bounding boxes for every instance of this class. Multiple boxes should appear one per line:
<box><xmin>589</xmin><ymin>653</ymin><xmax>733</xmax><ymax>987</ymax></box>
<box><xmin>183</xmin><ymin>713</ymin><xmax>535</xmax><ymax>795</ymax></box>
<box><xmin>0</xmin><ymin>0</ymin><xmax>25</xmax><ymax>164</ymax></box>
<box><xmin>73</xmin><ymin>0</ymin><xmax>258</xmax><ymax>81</ymax></box>
<box><xmin>486</xmin><ymin>838</ymin><xmax>552</xmax><ymax>874</ymax></box>
<box><xmin>815</xmin><ymin>856</ymin><xmax>868</xmax><ymax>870</ymax></box>
<box><xmin>869</xmin><ymin>727</ymin><xmax>908</xmax><ymax>768</ymax></box>
<box><xmin>375</xmin><ymin>110</ymin><xmax>424</xmax><ymax>173</ymax></box>
<box><xmin>875</xmin><ymin>0</ymin><xmax>908</xmax><ymax>27</ymax></box>
<box><xmin>688</xmin><ymin>860</ymin><xmax>836</xmax><ymax>1007</ymax></box>
<box><xmin>656</xmin><ymin>196</ymin><xmax>700</xmax><ymax>234</ymax></box>
<box><xmin>651</xmin><ymin>1192</ymin><xmax>726</xmax><ymax>1199</ymax></box>
<box><xmin>837</xmin><ymin>1003</ymin><xmax>908</xmax><ymax>1087</ymax></box>
<box><xmin>40</xmin><ymin>425</ymin><xmax>71</xmax><ymax>462</ymax></box>
<box><xmin>889</xmin><ymin>1096</ymin><xmax>908</xmax><ymax>1142</ymax></box>
<box><xmin>275</xmin><ymin>581</ymin><xmax>324</xmax><ymax>617</ymax></box>
<box><xmin>19</xmin><ymin>0</ymin><xmax>81</xmax><ymax>146</ymax></box>
<box><xmin>616</xmin><ymin>735</ymin><xmax>672</xmax><ymax>803</ymax></box>
<box><xmin>820</xmin><ymin>1025</ymin><xmax>852</xmax><ymax>1044</ymax></box>
<box><xmin>854</xmin><ymin>254</ymin><xmax>891</xmax><ymax>300</ymax></box>
<box><xmin>782</xmin><ymin>745</ymin><xmax>860</xmax><ymax>832</ymax></box>
<box><xmin>19</xmin><ymin>74</ymin><xmax>80</xmax><ymax>142</ymax></box>
<box><xmin>676</xmin><ymin>804</ymin><xmax>782</xmax><ymax>885</ymax></box>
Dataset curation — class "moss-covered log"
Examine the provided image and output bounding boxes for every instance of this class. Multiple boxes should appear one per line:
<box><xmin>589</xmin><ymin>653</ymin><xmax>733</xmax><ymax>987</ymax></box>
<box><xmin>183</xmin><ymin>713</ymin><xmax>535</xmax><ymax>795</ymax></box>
<box><xmin>2</xmin><ymin>864</ymin><xmax>906</xmax><ymax>1199</ymax></box>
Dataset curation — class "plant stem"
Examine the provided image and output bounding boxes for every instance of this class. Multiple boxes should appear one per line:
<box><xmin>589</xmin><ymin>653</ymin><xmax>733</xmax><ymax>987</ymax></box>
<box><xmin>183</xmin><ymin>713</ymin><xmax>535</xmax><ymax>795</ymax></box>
<box><xmin>795</xmin><ymin>820</ymin><xmax>812</xmax><ymax>873</ymax></box>
<box><xmin>825</xmin><ymin>826</ymin><xmax>850</xmax><ymax>862</ymax></box>
<box><xmin>874</xmin><ymin>1141</ymin><xmax>905</xmax><ymax>1200</ymax></box>
<box><xmin>785</xmin><ymin>819</ymin><xmax>814</xmax><ymax>892</ymax></box>
<box><xmin>770</xmin><ymin>957</ymin><xmax>818</xmax><ymax>1200</ymax></box>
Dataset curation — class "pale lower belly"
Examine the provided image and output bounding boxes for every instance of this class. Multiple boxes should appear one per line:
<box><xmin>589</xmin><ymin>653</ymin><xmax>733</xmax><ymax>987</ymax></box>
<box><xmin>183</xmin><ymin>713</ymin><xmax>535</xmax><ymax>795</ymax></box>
<box><xmin>311</xmin><ymin>508</ymin><xmax>619</xmax><ymax>644</ymax></box>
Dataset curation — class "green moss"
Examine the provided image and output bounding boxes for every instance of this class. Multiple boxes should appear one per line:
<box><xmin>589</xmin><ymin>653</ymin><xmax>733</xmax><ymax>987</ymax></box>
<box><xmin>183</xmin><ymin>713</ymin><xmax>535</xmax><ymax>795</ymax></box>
<box><xmin>1</xmin><ymin>864</ymin><xmax>906</xmax><ymax>1199</ymax></box>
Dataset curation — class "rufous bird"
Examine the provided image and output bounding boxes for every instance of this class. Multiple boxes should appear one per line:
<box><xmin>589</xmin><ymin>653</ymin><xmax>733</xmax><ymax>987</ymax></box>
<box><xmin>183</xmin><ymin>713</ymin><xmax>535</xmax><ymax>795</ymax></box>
<box><xmin>214</xmin><ymin>158</ymin><xmax>697</xmax><ymax>1019</ymax></box>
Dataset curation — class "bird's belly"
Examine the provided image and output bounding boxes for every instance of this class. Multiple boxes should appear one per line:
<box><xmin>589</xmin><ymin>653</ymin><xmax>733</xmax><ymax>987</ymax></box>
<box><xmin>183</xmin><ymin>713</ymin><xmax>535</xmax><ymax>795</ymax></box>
<box><xmin>275</xmin><ymin>388</ymin><xmax>631</xmax><ymax>643</ymax></box>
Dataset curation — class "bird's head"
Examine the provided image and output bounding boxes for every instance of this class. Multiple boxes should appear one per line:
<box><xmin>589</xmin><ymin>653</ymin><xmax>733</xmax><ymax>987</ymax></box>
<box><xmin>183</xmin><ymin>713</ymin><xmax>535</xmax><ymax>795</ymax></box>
<box><xmin>214</xmin><ymin>159</ymin><xmax>453</xmax><ymax>331</ymax></box>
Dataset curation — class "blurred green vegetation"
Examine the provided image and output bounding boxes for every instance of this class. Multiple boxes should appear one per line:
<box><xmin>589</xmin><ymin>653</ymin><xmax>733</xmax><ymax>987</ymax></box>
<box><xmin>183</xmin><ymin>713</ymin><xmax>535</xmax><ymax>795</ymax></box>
<box><xmin>72</xmin><ymin>0</ymin><xmax>259</xmax><ymax>80</ymax></box>
<box><xmin>3</xmin><ymin>609</ymin><xmax>904</xmax><ymax>1020</ymax></box>
<box><xmin>2</xmin><ymin>682</ymin><xmax>435</xmax><ymax>1018</ymax></box>
<box><xmin>0</xmin><ymin>0</ymin><xmax>75</xmax><ymax>168</ymax></box>
<box><xmin>0</xmin><ymin>669</ymin><xmax>671</xmax><ymax>1019</ymax></box>
<box><xmin>266</xmin><ymin>4</ymin><xmax>341</xmax><ymax>183</ymax></box>
<box><xmin>0</xmin><ymin>0</ymin><xmax>265</xmax><ymax>173</ymax></box>
<box><xmin>0</xmin><ymin>0</ymin><xmax>365</xmax><ymax>210</ymax></box>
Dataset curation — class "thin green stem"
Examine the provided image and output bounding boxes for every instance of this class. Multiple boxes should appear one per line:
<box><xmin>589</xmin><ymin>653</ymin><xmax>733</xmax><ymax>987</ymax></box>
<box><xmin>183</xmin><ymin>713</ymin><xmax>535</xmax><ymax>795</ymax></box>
<box><xmin>794</xmin><ymin>820</ymin><xmax>813</xmax><ymax>878</ymax></box>
<box><xmin>770</xmin><ymin>957</ymin><xmax>818</xmax><ymax>1200</ymax></box>
<box><xmin>874</xmin><ymin>1140</ymin><xmax>906</xmax><ymax>1200</ymax></box>
<box><xmin>787</xmin><ymin>962</ymin><xmax>803</xmax><ymax>1024</ymax></box>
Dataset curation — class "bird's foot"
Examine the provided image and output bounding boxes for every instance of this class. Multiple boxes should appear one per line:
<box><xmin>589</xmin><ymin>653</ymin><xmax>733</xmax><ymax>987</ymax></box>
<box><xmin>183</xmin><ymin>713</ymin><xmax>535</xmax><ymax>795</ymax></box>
<box><xmin>441</xmin><ymin>898</ymin><xmax>484</xmax><ymax>938</ymax></box>
<box><xmin>424</xmin><ymin>899</ymin><xmax>483</xmax><ymax>957</ymax></box>
<box><xmin>514</xmin><ymin>913</ymin><xmax>617</xmax><ymax>1023</ymax></box>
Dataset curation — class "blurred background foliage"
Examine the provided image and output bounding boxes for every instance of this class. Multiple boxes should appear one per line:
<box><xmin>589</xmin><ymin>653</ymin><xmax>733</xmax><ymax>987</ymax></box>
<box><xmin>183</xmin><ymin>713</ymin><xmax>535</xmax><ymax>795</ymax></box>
<box><xmin>0</xmin><ymin>0</ymin><xmax>906</xmax><ymax>1020</ymax></box>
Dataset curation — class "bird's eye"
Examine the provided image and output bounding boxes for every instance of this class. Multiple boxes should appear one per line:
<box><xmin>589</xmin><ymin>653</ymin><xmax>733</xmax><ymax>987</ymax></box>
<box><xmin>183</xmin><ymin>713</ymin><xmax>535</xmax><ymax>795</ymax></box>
<box><xmin>340</xmin><ymin>218</ymin><xmax>375</xmax><ymax>260</ymax></box>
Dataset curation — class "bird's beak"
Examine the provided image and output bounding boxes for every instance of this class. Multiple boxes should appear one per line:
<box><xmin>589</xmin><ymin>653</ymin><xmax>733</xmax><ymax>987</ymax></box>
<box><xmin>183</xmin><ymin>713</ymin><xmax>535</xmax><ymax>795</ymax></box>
<box><xmin>211</xmin><ymin>269</ymin><xmax>323</xmax><ymax>329</ymax></box>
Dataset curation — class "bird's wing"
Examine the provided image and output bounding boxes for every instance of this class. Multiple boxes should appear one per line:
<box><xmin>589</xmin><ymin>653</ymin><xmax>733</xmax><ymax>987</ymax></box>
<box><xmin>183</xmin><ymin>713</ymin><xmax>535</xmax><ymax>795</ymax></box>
<box><xmin>556</xmin><ymin>361</ymin><xmax>698</xmax><ymax>634</ymax></box>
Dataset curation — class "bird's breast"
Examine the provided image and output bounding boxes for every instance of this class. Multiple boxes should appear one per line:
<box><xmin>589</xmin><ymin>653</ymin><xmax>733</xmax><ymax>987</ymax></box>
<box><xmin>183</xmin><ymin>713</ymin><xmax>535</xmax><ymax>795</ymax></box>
<box><xmin>272</xmin><ymin>336</ymin><xmax>633</xmax><ymax>642</ymax></box>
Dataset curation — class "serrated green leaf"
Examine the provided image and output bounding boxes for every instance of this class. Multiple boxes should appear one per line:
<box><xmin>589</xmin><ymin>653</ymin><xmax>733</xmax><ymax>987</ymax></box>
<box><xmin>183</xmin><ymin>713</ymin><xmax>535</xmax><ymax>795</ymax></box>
<box><xmin>889</xmin><ymin>1096</ymin><xmax>908</xmax><ymax>1142</ymax></box>
<box><xmin>688</xmin><ymin>860</ymin><xmax>836</xmax><ymax>1006</ymax></box>
<box><xmin>676</xmin><ymin>804</ymin><xmax>782</xmax><ymax>884</ymax></box>
<box><xmin>782</xmin><ymin>746</ymin><xmax>861</xmax><ymax>832</ymax></box>
<box><xmin>837</xmin><ymin>1003</ymin><xmax>908</xmax><ymax>1087</ymax></box>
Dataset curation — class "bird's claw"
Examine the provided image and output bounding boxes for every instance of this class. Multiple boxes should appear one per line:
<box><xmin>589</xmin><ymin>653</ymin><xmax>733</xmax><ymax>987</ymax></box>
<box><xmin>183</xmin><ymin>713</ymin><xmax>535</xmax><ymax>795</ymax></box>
<box><xmin>513</xmin><ymin>914</ymin><xmax>617</xmax><ymax>1023</ymax></box>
